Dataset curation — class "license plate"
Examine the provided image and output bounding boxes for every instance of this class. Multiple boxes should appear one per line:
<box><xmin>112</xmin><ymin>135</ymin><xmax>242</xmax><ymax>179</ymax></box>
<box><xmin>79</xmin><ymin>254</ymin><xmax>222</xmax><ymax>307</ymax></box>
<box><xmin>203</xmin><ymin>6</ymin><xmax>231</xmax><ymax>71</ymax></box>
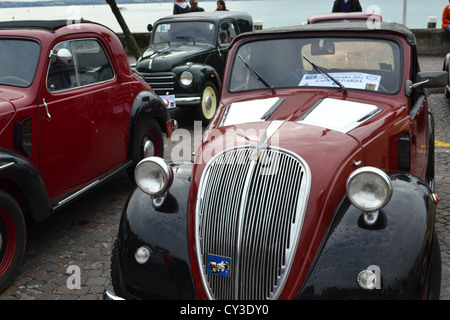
<box><xmin>160</xmin><ymin>95</ymin><xmax>176</xmax><ymax>109</ymax></box>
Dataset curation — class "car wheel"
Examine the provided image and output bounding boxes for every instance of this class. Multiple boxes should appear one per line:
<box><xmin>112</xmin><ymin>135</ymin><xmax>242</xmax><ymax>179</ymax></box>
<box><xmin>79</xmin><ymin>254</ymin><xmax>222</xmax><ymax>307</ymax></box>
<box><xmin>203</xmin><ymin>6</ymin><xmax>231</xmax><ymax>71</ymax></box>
<box><xmin>128</xmin><ymin>118</ymin><xmax>164</xmax><ymax>182</ymax></box>
<box><xmin>0</xmin><ymin>190</ymin><xmax>26</xmax><ymax>293</ymax></box>
<box><xmin>199</xmin><ymin>81</ymin><xmax>218</xmax><ymax>123</ymax></box>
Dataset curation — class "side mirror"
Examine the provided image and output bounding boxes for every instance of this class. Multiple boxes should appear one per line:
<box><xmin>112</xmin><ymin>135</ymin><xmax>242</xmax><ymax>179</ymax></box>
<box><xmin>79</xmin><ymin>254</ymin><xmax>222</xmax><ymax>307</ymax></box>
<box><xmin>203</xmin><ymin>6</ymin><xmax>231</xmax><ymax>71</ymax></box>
<box><xmin>405</xmin><ymin>71</ymin><xmax>448</xmax><ymax>96</ymax></box>
<box><xmin>147</xmin><ymin>24</ymin><xmax>153</xmax><ymax>32</ymax></box>
<box><xmin>416</xmin><ymin>71</ymin><xmax>448</xmax><ymax>88</ymax></box>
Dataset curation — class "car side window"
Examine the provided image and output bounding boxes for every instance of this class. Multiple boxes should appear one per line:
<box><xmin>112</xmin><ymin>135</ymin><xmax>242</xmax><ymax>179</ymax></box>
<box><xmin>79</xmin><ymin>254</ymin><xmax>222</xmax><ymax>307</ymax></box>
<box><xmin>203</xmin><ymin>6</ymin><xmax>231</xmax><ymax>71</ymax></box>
<box><xmin>47</xmin><ymin>39</ymin><xmax>114</xmax><ymax>92</ymax></box>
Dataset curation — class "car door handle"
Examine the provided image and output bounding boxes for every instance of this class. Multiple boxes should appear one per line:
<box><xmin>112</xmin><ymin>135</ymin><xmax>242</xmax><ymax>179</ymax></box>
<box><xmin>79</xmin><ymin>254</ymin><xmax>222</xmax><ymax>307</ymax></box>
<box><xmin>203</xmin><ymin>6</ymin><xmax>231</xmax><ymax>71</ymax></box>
<box><xmin>43</xmin><ymin>98</ymin><xmax>52</xmax><ymax>120</ymax></box>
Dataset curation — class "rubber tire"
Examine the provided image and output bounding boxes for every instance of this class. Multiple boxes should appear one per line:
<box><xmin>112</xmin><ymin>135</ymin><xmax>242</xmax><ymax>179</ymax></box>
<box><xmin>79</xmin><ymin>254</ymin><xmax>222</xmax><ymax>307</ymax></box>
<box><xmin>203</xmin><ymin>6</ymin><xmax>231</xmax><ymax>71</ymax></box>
<box><xmin>0</xmin><ymin>190</ymin><xmax>26</xmax><ymax>293</ymax></box>
<box><xmin>443</xmin><ymin>55</ymin><xmax>450</xmax><ymax>99</ymax></box>
<box><xmin>127</xmin><ymin>118</ymin><xmax>164</xmax><ymax>182</ymax></box>
<box><xmin>199</xmin><ymin>81</ymin><xmax>218</xmax><ymax>124</ymax></box>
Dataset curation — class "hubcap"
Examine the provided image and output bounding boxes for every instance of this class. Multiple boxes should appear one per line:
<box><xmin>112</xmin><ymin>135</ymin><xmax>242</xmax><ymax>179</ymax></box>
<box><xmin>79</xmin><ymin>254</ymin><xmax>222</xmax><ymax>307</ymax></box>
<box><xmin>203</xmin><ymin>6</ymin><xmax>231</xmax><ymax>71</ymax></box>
<box><xmin>202</xmin><ymin>87</ymin><xmax>217</xmax><ymax>120</ymax></box>
<box><xmin>142</xmin><ymin>136</ymin><xmax>155</xmax><ymax>158</ymax></box>
<box><xmin>204</xmin><ymin>96</ymin><xmax>212</xmax><ymax>110</ymax></box>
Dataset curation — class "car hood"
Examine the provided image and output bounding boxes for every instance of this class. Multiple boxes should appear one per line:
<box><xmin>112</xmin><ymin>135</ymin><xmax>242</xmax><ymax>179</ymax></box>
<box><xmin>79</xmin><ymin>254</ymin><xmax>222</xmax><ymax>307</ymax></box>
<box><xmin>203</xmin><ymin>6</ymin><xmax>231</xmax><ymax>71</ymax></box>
<box><xmin>197</xmin><ymin>96</ymin><xmax>368</xmax><ymax>221</ymax></box>
<box><xmin>200</xmin><ymin>94</ymin><xmax>382</xmax><ymax>163</ymax></box>
<box><xmin>190</xmin><ymin>93</ymin><xmax>388</xmax><ymax>299</ymax></box>
<box><xmin>136</xmin><ymin>44</ymin><xmax>212</xmax><ymax>72</ymax></box>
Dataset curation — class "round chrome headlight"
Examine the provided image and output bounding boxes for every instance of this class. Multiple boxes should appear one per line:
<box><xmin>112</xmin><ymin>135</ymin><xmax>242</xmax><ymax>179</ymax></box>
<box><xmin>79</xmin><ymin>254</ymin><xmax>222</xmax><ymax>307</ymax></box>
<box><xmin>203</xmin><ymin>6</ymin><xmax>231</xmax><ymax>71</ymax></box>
<box><xmin>346</xmin><ymin>167</ymin><xmax>393</xmax><ymax>212</ymax></box>
<box><xmin>357</xmin><ymin>270</ymin><xmax>377</xmax><ymax>290</ymax></box>
<box><xmin>180</xmin><ymin>71</ymin><xmax>193</xmax><ymax>86</ymax></box>
<box><xmin>135</xmin><ymin>246</ymin><xmax>152</xmax><ymax>264</ymax></box>
<box><xmin>135</xmin><ymin>157</ymin><xmax>173</xmax><ymax>196</ymax></box>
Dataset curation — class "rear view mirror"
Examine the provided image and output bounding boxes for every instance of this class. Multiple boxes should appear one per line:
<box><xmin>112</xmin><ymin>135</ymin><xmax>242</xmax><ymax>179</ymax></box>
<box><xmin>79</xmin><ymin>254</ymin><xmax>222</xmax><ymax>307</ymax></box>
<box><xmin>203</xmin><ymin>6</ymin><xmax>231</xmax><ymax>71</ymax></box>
<box><xmin>311</xmin><ymin>39</ymin><xmax>335</xmax><ymax>55</ymax></box>
<box><xmin>415</xmin><ymin>71</ymin><xmax>447</xmax><ymax>88</ymax></box>
<box><xmin>405</xmin><ymin>71</ymin><xmax>448</xmax><ymax>96</ymax></box>
<box><xmin>147</xmin><ymin>24</ymin><xmax>153</xmax><ymax>32</ymax></box>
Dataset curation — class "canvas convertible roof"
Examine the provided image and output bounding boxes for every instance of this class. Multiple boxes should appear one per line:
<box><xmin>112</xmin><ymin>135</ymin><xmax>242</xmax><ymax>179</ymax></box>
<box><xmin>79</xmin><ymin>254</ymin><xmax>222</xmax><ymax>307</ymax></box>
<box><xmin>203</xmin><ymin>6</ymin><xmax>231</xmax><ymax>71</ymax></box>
<box><xmin>0</xmin><ymin>20</ymin><xmax>92</xmax><ymax>32</ymax></box>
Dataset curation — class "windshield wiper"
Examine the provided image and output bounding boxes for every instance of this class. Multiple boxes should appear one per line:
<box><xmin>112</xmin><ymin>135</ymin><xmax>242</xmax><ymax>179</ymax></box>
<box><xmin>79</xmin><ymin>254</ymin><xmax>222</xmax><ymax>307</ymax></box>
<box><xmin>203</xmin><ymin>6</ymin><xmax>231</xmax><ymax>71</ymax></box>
<box><xmin>239</xmin><ymin>55</ymin><xmax>275</xmax><ymax>93</ymax></box>
<box><xmin>303</xmin><ymin>55</ymin><xmax>347</xmax><ymax>95</ymax></box>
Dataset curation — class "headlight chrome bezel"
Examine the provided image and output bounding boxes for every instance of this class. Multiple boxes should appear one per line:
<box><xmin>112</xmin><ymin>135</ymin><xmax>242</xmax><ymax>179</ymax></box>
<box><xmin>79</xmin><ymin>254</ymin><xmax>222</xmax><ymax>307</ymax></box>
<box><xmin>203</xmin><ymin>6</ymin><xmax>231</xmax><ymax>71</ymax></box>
<box><xmin>180</xmin><ymin>71</ymin><xmax>194</xmax><ymax>86</ymax></box>
<box><xmin>346</xmin><ymin>167</ymin><xmax>393</xmax><ymax>212</ymax></box>
<box><xmin>134</xmin><ymin>157</ymin><xmax>173</xmax><ymax>197</ymax></box>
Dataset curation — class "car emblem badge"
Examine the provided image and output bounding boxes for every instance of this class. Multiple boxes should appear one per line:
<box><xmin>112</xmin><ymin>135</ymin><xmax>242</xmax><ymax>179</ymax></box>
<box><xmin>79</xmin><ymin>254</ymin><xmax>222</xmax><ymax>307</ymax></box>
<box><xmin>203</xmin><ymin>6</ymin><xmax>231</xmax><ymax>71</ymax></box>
<box><xmin>207</xmin><ymin>254</ymin><xmax>231</xmax><ymax>278</ymax></box>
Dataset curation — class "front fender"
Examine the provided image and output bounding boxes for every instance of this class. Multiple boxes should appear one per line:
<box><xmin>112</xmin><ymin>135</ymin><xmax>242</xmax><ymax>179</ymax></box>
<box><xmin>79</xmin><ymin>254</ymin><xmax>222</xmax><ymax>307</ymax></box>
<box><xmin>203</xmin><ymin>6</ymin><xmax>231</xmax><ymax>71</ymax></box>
<box><xmin>0</xmin><ymin>148</ymin><xmax>50</xmax><ymax>222</ymax></box>
<box><xmin>173</xmin><ymin>64</ymin><xmax>222</xmax><ymax>93</ymax></box>
<box><xmin>116</xmin><ymin>161</ymin><xmax>195</xmax><ymax>299</ymax></box>
<box><xmin>297</xmin><ymin>172</ymin><xmax>437</xmax><ymax>300</ymax></box>
<box><xmin>129</xmin><ymin>91</ymin><xmax>171</xmax><ymax>152</ymax></box>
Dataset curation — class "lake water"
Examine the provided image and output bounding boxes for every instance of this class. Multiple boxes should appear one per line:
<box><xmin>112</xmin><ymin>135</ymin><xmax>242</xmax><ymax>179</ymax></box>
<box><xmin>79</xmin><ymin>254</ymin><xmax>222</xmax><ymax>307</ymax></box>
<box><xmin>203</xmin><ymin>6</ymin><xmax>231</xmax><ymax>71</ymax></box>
<box><xmin>0</xmin><ymin>0</ymin><xmax>446</xmax><ymax>33</ymax></box>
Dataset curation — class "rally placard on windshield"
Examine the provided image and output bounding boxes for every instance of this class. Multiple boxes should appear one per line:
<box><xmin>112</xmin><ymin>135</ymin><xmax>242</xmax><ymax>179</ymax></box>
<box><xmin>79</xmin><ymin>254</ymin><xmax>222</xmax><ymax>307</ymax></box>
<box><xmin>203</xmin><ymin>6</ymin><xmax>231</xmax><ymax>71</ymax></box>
<box><xmin>299</xmin><ymin>72</ymin><xmax>381</xmax><ymax>91</ymax></box>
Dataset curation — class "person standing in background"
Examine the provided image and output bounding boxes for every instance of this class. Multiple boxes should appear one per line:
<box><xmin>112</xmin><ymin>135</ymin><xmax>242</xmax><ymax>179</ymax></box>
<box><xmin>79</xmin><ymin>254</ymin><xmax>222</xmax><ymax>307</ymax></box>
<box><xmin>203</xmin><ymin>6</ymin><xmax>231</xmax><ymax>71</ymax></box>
<box><xmin>190</xmin><ymin>0</ymin><xmax>205</xmax><ymax>12</ymax></box>
<box><xmin>216</xmin><ymin>0</ymin><xmax>228</xmax><ymax>11</ymax></box>
<box><xmin>443</xmin><ymin>1</ymin><xmax>450</xmax><ymax>32</ymax></box>
<box><xmin>332</xmin><ymin>0</ymin><xmax>362</xmax><ymax>13</ymax></box>
<box><xmin>173</xmin><ymin>0</ymin><xmax>191</xmax><ymax>14</ymax></box>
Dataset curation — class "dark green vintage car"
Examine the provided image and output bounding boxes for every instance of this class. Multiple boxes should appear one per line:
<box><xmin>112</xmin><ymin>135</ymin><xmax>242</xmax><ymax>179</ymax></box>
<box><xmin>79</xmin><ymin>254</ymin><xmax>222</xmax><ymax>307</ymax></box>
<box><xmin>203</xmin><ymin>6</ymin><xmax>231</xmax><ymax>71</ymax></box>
<box><xmin>136</xmin><ymin>11</ymin><xmax>253</xmax><ymax>122</ymax></box>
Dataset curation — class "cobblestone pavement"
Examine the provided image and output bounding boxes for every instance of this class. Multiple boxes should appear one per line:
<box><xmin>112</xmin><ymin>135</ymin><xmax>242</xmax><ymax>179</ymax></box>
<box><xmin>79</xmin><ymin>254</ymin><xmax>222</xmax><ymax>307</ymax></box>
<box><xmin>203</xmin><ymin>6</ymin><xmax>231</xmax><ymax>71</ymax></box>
<box><xmin>0</xmin><ymin>56</ymin><xmax>449</xmax><ymax>300</ymax></box>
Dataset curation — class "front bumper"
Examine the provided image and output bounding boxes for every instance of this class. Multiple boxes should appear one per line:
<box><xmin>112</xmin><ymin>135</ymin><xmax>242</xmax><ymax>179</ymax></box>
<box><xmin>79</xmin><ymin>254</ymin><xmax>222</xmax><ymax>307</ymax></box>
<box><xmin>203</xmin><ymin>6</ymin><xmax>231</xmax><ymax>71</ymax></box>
<box><xmin>103</xmin><ymin>290</ymin><xmax>124</xmax><ymax>300</ymax></box>
<box><xmin>176</xmin><ymin>96</ymin><xmax>201</xmax><ymax>105</ymax></box>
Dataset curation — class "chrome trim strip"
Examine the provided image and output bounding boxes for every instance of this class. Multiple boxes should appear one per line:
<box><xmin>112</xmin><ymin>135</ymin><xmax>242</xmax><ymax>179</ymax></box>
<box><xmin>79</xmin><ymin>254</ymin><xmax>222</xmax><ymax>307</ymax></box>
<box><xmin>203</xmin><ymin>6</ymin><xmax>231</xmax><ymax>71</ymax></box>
<box><xmin>144</xmin><ymin>76</ymin><xmax>174</xmax><ymax>80</ymax></box>
<box><xmin>0</xmin><ymin>162</ymin><xmax>14</xmax><ymax>171</ymax></box>
<box><xmin>234</xmin><ymin>158</ymin><xmax>257</xmax><ymax>299</ymax></box>
<box><xmin>52</xmin><ymin>160</ymin><xmax>133</xmax><ymax>210</ymax></box>
<box><xmin>57</xmin><ymin>179</ymin><xmax>100</xmax><ymax>206</ymax></box>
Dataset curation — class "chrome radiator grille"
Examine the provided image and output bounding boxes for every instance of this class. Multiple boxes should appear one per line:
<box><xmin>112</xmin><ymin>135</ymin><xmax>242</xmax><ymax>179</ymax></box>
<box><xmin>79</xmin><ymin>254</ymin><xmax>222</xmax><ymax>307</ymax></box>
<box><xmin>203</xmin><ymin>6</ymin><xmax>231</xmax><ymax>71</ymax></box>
<box><xmin>143</xmin><ymin>74</ymin><xmax>175</xmax><ymax>94</ymax></box>
<box><xmin>195</xmin><ymin>147</ymin><xmax>310</xmax><ymax>300</ymax></box>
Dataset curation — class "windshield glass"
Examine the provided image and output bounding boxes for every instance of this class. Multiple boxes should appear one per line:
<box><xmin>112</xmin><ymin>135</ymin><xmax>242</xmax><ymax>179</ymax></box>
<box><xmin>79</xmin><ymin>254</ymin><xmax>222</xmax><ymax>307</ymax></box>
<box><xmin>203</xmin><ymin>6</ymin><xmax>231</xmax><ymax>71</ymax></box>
<box><xmin>151</xmin><ymin>21</ymin><xmax>216</xmax><ymax>45</ymax></box>
<box><xmin>229</xmin><ymin>37</ymin><xmax>401</xmax><ymax>94</ymax></box>
<box><xmin>0</xmin><ymin>39</ymin><xmax>40</xmax><ymax>87</ymax></box>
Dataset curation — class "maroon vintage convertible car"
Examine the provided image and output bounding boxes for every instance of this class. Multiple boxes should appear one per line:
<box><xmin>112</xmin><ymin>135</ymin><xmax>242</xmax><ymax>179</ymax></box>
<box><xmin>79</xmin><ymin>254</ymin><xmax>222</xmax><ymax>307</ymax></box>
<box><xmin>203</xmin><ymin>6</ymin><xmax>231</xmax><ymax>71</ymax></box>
<box><xmin>106</xmin><ymin>22</ymin><xmax>445</xmax><ymax>300</ymax></box>
<box><xmin>0</xmin><ymin>20</ymin><xmax>175</xmax><ymax>292</ymax></box>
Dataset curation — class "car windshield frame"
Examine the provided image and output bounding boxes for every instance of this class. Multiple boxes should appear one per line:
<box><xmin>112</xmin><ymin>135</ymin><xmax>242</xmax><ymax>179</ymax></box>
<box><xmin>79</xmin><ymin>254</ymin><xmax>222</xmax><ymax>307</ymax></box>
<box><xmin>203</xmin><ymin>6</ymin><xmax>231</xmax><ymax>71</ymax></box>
<box><xmin>228</xmin><ymin>35</ymin><xmax>403</xmax><ymax>95</ymax></box>
<box><xmin>0</xmin><ymin>38</ymin><xmax>41</xmax><ymax>88</ymax></box>
<box><xmin>151</xmin><ymin>21</ymin><xmax>216</xmax><ymax>46</ymax></box>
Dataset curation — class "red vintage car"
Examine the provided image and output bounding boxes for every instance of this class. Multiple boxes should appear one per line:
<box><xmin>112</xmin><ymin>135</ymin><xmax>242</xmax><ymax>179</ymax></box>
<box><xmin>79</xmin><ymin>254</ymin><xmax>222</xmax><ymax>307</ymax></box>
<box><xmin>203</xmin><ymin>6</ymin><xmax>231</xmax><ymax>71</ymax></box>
<box><xmin>0</xmin><ymin>20</ymin><xmax>175</xmax><ymax>292</ymax></box>
<box><xmin>106</xmin><ymin>22</ymin><xmax>445</xmax><ymax>300</ymax></box>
